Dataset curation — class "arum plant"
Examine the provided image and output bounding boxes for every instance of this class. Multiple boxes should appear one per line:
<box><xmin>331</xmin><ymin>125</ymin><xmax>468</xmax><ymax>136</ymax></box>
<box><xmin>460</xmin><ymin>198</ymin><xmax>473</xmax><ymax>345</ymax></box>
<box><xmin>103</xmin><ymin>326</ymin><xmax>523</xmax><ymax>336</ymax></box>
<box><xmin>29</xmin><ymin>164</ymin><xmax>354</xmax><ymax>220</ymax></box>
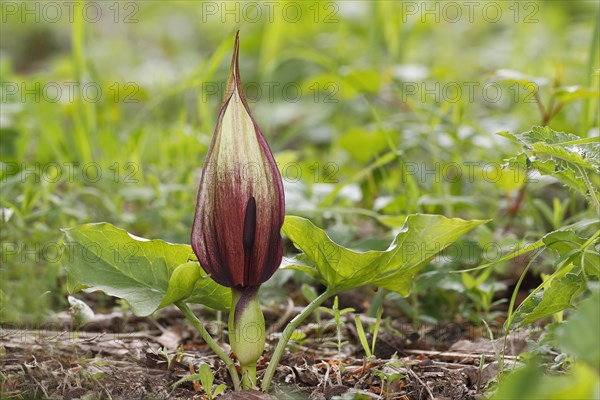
<box><xmin>62</xmin><ymin>32</ymin><xmax>489</xmax><ymax>394</ymax></box>
<box><xmin>191</xmin><ymin>31</ymin><xmax>285</xmax><ymax>389</ymax></box>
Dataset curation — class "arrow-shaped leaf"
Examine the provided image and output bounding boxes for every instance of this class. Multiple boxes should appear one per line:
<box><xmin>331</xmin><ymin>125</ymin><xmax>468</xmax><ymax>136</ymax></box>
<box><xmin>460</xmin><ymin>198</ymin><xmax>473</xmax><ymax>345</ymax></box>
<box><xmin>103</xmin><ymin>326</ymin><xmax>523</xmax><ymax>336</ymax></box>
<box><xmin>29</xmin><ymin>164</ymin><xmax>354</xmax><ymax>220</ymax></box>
<box><xmin>62</xmin><ymin>223</ymin><xmax>230</xmax><ymax>316</ymax></box>
<box><xmin>282</xmin><ymin>214</ymin><xmax>488</xmax><ymax>295</ymax></box>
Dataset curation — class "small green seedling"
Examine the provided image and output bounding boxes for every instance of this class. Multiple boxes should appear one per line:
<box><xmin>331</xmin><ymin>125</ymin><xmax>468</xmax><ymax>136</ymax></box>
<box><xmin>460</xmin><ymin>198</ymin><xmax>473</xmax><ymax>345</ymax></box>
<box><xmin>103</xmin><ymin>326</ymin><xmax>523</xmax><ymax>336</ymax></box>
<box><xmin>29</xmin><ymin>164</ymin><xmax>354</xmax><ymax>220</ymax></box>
<box><xmin>321</xmin><ymin>296</ymin><xmax>355</xmax><ymax>383</ymax></box>
<box><xmin>373</xmin><ymin>369</ymin><xmax>405</xmax><ymax>399</ymax></box>
<box><xmin>321</xmin><ymin>296</ymin><xmax>355</xmax><ymax>354</ymax></box>
<box><xmin>288</xmin><ymin>330</ymin><xmax>308</xmax><ymax>348</ymax></box>
<box><xmin>354</xmin><ymin>314</ymin><xmax>372</xmax><ymax>357</ymax></box>
<box><xmin>354</xmin><ymin>301</ymin><xmax>384</xmax><ymax>358</ymax></box>
<box><xmin>68</xmin><ymin>296</ymin><xmax>94</xmax><ymax>329</ymax></box>
<box><xmin>174</xmin><ymin>363</ymin><xmax>226</xmax><ymax>399</ymax></box>
<box><xmin>157</xmin><ymin>347</ymin><xmax>178</xmax><ymax>371</ymax></box>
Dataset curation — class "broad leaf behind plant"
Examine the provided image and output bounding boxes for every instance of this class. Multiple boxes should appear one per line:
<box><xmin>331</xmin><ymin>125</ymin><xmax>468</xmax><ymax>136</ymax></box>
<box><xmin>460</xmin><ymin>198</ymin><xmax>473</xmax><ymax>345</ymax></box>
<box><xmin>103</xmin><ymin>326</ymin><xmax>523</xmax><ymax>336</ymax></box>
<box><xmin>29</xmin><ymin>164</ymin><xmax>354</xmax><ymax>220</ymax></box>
<box><xmin>282</xmin><ymin>214</ymin><xmax>488</xmax><ymax>295</ymax></box>
<box><xmin>62</xmin><ymin>223</ymin><xmax>230</xmax><ymax>316</ymax></box>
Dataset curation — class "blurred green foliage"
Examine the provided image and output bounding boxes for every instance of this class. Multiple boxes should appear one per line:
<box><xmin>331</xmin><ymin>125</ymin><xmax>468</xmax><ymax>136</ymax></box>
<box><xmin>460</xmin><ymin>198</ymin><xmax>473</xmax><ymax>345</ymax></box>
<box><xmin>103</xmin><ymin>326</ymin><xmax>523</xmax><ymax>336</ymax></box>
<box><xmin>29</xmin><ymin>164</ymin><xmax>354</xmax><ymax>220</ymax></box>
<box><xmin>491</xmin><ymin>288</ymin><xmax>600</xmax><ymax>399</ymax></box>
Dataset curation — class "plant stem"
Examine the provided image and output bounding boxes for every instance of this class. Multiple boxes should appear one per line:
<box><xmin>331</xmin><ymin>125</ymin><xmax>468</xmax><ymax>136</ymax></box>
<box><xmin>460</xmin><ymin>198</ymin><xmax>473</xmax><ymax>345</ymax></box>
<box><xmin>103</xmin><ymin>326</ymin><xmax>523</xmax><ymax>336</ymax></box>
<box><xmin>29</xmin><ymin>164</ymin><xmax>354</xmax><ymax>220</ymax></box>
<box><xmin>241</xmin><ymin>363</ymin><xmax>257</xmax><ymax>390</ymax></box>
<box><xmin>176</xmin><ymin>302</ymin><xmax>241</xmax><ymax>390</ymax></box>
<box><xmin>228</xmin><ymin>287</ymin><xmax>265</xmax><ymax>390</ymax></box>
<box><xmin>578</xmin><ymin>166</ymin><xmax>600</xmax><ymax>214</ymax></box>
<box><xmin>261</xmin><ymin>290</ymin><xmax>334</xmax><ymax>392</ymax></box>
<box><xmin>581</xmin><ymin>228</ymin><xmax>600</xmax><ymax>249</ymax></box>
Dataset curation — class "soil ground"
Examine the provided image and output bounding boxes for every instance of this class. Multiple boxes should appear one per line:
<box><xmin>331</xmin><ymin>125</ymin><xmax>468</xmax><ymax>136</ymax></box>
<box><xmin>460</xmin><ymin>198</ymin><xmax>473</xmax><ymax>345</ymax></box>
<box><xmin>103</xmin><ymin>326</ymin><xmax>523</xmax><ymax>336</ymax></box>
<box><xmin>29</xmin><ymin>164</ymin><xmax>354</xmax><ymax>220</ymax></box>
<box><xmin>1</xmin><ymin>303</ymin><xmax>528</xmax><ymax>400</ymax></box>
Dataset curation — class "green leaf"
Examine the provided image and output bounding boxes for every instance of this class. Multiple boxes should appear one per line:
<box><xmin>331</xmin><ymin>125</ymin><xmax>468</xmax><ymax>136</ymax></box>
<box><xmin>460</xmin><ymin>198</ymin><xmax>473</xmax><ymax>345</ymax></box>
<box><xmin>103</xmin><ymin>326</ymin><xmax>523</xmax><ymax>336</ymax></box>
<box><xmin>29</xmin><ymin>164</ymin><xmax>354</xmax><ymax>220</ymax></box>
<box><xmin>583</xmin><ymin>248</ymin><xmax>600</xmax><ymax>278</ymax></box>
<box><xmin>354</xmin><ymin>314</ymin><xmax>372</xmax><ymax>357</ymax></box>
<box><xmin>516</xmin><ymin>126</ymin><xmax>581</xmax><ymax>146</ymax></box>
<box><xmin>555</xmin><ymin>85</ymin><xmax>600</xmax><ymax>103</ymax></box>
<box><xmin>62</xmin><ymin>223</ymin><xmax>230</xmax><ymax>316</ymax></box>
<box><xmin>159</xmin><ymin>262</ymin><xmax>202</xmax><ymax>308</ymax></box>
<box><xmin>543</xmin><ymin>230</ymin><xmax>585</xmax><ymax>256</ymax></box>
<box><xmin>494</xmin><ymin>153</ymin><xmax>528</xmax><ymax>191</ymax></box>
<box><xmin>186</xmin><ymin>271</ymin><xmax>232</xmax><ymax>310</ymax></box>
<box><xmin>499</xmin><ymin>126</ymin><xmax>600</xmax><ymax>202</ymax></box>
<box><xmin>531</xmin><ymin>142</ymin><xmax>598</xmax><ymax>171</ymax></box>
<box><xmin>497</xmin><ymin>130</ymin><xmax>522</xmax><ymax>145</ymax></box>
<box><xmin>543</xmin><ymin>230</ymin><xmax>600</xmax><ymax>276</ymax></box>
<box><xmin>503</xmin><ymin>126</ymin><xmax>600</xmax><ymax>171</ymax></box>
<box><xmin>531</xmin><ymin>159</ymin><xmax>588</xmax><ymax>194</ymax></box>
<box><xmin>173</xmin><ymin>373</ymin><xmax>203</xmax><ymax>388</ymax></box>
<box><xmin>557</xmin><ymin>288</ymin><xmax>600</xmax><ymax>369</ymax></box>
<box><xmin>511</xmin><ymin>273</ymin><xmax>585</xmax><ymax>329</ymax></box>
<box><xmin>461</xmin><ymin>272</ymin><xmax>477</xmax><ymax>290</ymax></box>
<box><xmin>212</xmin><ymin>384</ymin><xmax>226</xmax><ymax>397</ymax></box>
<box><xmin>68</xmin><ymin>296</ymin><xmax>94</xmax><ymax>327</ymax></box>
<box><xmin>198</xmin><ymin>363</ymin><xmax>214</xmax><ymax>393</ymax></box>
<box><xmin>491</xmin><ymin>360</ymin><xmax>599</xmax><ymax>400</ymax></box>
<box><xmin>282</xmin><ymin>214</ymin><xmax>487</xmax><ymax>295</ymax></box>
